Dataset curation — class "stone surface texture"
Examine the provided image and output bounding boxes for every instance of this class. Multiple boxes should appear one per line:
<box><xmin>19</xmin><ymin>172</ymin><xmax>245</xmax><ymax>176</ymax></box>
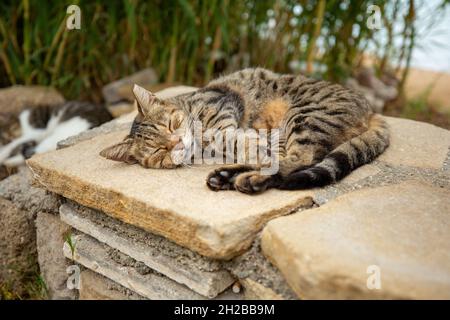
<box><xmin>64</xmin><ymin>233</ymin><xmax>242</xmax><ymax>300</ymax></box>
<box><xmin>35</xmin><ymin>211</ymin><xmax>76</xmax><ymax>300</ymax></box>
<box><xmin>60</xmin><ymin>202</ymin><xmax>234</xmax><ymax>297</ymax></box>
<box><xmin>241</xmin><ymin>278</ymin><xmax>285</xmax><ymax>300</ymax></box>
<box><xmin>262</xmin><ymin>181</ymin><xmax>450</xmax><ymax>299</ymax></box>
<box><xmin>79</xmin><ymin>270</ymin><xmax>144</xmax><ymax>300</ymax></box>
<box><xmin>0</xmin><ymin>167</ymin><xmax>60</xmax><ymax>217</ymax></box>
<box><xmin>64</xmin><ymin>233</ymin><xmax>207</xmax><ymax>299</ymax></box>
<box><xmin>379</xmin><ymin>117</ymin><xmax>450</xmax><ymax>169</ymax></box>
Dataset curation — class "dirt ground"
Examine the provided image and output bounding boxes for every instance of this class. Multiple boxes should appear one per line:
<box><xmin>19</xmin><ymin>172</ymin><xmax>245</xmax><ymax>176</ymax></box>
<box><xmin>404</xmin><ymin>68</ymin><xmax>450</xmax><ymax>113</ymax></box>
<box><xmin>0</xmin><ymin>198</ymin><xmax>45</xmax><ymax>299</ymax></box>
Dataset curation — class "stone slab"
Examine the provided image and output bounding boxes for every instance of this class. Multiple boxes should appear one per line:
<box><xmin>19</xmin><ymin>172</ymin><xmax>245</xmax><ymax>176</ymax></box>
<box><xmin>64</xmin><ymin>233</ymin><xmax>242</xmax><ymax>300</ymax></box>
<box><xmin>64</xmin><ymin>233</ymin><xmax>209</xmax><ymax>299</ymax></box>
<box><xmin>262</xmin><ymin>181</ymin><xmax>450</xmax><ymax>299</ymax></box>
<box><xmin>379</xmin><ymin>117</ymin><xmax>450</xmax><ymax>169</ymax></box>
<box><xmin>28</xmin><ymin>132</ymin><xmax>314</xmax><ymax>259</ymax></box>
<box><xmin>79</xmin><ymin>270</ymin><xmax>144</xmax><ymax>300</ymax></box>
<box><xmin>60</xmin><ymin>203</ymin><xmax>234</xmax><ymax>298</ymax></box>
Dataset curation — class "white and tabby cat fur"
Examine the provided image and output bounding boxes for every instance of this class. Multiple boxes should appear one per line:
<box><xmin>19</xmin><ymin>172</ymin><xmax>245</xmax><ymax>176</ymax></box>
<box><xmin>0</xmin><ymin>102</ymin><xmax>112</xmax><ymax>167</ymax></box>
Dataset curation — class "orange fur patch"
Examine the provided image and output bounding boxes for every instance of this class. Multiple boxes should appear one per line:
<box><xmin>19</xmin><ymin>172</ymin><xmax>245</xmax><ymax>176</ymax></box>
<box><xmin>253</xmin><ymin>98</ymin><xmax>288</xmax><ymax>130</ymax></box>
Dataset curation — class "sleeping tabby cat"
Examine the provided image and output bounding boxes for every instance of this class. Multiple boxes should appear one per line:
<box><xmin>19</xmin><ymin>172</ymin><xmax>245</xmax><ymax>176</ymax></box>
<box><xmin>0</xmin><ymin>101</ymin><xmax>112</xmax><ymax>167</ymax></box>
<box><xmin>100</xmin><ymin>68</ymin><xmax>389</xmax><ymax>194</ymax></box>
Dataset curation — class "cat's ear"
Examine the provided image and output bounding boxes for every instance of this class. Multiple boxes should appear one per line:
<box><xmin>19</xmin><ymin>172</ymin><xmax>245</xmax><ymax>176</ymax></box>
<box><xmin>99</xmin><ymin>140</ymin><xmax>137</xmax><ymax>164</ymax></box>
<box><xmin>132</xmin><ymin>84</ymin><xmax>158</xmax><ymax>116</ymax></box>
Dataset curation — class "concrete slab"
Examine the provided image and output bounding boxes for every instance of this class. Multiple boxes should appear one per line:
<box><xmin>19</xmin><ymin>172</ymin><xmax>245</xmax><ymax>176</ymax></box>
<box><xmin>64</xmin><ymin>232</ymin><xmax>243</xmax><ymax>300</ymax></box>
<box><xmin>262</xmin><ymin>181</ymin><xmax>450</xmax><ymax>299</ymax></box>
<box><xmin>60</xmin><ymin>202</ymin><xmax>234</xmax><ymax>298</ymax></box>
<box><xmin>64</xmin><ymin>233</ymin><xmax>208</xmax><ymax>299</ymax></box>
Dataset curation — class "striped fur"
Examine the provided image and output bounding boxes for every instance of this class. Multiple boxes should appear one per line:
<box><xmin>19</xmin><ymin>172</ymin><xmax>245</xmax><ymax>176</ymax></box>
<box><xmin>100</xmin><ymin>68</ymin><xmax>389</xmax><ymax>194</ymax></box>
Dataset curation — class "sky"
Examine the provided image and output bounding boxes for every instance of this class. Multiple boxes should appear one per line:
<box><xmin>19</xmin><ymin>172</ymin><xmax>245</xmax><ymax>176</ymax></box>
<box><xmin>410</xmin><ymin>0</ymin><xmax>450</xmax><ymax>72</ymax></box>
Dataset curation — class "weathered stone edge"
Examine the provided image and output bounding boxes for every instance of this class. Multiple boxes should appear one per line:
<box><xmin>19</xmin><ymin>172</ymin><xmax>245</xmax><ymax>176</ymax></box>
<box><xmin>60</xmin><ymin>203</ymin><xmax>234</xmax><ymax>297</ymax></box>
<box><xmin>64</xmin><ymin>233</ymin><xmax>208</xmax><ymax>300</ymax></box>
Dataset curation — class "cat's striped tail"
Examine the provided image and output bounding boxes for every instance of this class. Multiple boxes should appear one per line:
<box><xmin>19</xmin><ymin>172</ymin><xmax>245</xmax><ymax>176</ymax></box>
<box><xmin>279</xmin><ymin>114</ymin><xmax>389</xmax><ymax>190</ymax></box>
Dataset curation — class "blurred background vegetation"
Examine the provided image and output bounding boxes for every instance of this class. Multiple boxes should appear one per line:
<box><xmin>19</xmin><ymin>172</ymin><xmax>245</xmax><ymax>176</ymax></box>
<box><xmin>0</xmin><ymin>0</ymin><xmax>449</xmax><ymax>118</ymax></box>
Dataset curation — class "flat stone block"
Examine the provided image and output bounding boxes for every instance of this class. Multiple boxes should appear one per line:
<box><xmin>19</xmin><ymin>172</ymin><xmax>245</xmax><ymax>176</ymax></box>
<box><xmin>262</xmin><ymin>181</ymin><xmax>450</xmax><ymax>299</ymax></box>
<box><xmin>379</xmin><ymin>117</ymin><xmax>450</xmax><ymax>169</ymax></box>
<box><xmin>60</xmin><ymin>203</ymin><xmax>234</xmax><ymax>298</ymax></box>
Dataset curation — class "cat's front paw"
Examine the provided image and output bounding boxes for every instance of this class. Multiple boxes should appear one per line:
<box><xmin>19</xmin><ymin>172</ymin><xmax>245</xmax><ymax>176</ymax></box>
<box><xmin>233</xmin><ymin>171</ymin><xmax>271</xmax><ymax>194</ymax></box>
<box><xmin>234</xmin><ymin>172</ymin><xmax>282</xmax><ymax>194</ymax></box>
<box><xmin>206</xmin><ymin>165</ymin><xmax>254</xmax><ymax>191</ymax></box>
<box><xmin>206</xmin><ymin>169</ymin><xmax>235</xmax><ymax>191</ymax></box>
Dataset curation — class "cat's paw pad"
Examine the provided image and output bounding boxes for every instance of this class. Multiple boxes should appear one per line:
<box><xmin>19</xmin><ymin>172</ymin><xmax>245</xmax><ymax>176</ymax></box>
<box><xmin>206</xmin><ymin>170</ymin><xmax>235</xmax><ymax>191</ymax></box>
<box><xmin>234</xmin><ymin>172</ymin><xmax>273</xmax><ymax>194</ymax></box>
<box><xmin>206</xmin><ymin>165</ymin><xmax>255</xmax><ymax>191</ymax></box>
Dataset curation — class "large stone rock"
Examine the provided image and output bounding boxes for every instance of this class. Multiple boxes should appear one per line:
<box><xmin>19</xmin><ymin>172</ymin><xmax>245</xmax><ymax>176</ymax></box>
<box><xmin>35</xmin><ymin>211</ymin><xmax>76</xmax><ymax>300</ymax></box>
<box><xmin>102</xmin><ymin>68</ymin><xmax>158</xmax><ymax>104</ymax></box>
<box><xmin>261</xmin><ymin>181</ymin><xmax>450</xmax><ymax>299</ymax></box>
<box><xmin>60</xmin><ymin>202</ymin><xmax>235</xmax><ymax>298</ymax></box>
<box><xmin>27</xmin><ymin>132</ymin><xmax>314</xmax><ymax>259</ymax></box>
<box><xmin>379</xmin><ymin>117</ymin><xmax>450</xmax><ymax>169</ymax></box>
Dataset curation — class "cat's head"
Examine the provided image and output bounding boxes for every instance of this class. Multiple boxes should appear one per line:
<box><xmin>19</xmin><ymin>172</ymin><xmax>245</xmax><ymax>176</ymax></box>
<box><xmin>99</xmin><ymin>85</ymin><xmax>186</xmax><ymax>168</ymax></box>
